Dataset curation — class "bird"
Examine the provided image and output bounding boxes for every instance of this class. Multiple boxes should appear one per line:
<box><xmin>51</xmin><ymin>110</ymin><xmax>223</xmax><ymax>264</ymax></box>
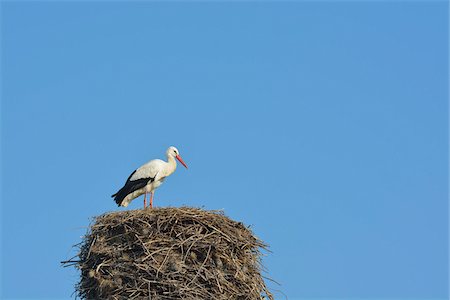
<box><xmin>112</xmin><ymin>146</ymin><xmax>188</xmax><ymax>208</ymax></box>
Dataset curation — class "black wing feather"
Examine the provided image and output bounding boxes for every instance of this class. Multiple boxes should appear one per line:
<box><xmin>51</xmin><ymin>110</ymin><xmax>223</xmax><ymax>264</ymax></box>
<box><xmin>111</xmin><ymin>170</ymin><xmax>156</xmax><ymax>206</ymax></box>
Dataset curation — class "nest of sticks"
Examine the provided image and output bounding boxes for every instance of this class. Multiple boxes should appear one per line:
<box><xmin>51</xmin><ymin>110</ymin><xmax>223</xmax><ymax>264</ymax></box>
<box><xmin>63</xmin><ymin>207</ymin><xmax>274</xmax><ymax>299</ymax></box>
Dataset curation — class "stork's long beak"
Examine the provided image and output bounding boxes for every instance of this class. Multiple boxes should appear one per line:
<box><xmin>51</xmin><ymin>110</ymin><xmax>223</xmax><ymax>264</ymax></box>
<box><xmin>176</xmin><ymin>155</ymin><xmax>188</xmax><ymax>169</ymax></box>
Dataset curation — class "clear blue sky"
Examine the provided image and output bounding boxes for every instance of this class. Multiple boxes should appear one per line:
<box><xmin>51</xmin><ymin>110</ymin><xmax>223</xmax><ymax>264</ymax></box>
<box><xmin>1</xmin><ymin>1</ymin><xmax>448</xmax><ymax>299</ymax></box>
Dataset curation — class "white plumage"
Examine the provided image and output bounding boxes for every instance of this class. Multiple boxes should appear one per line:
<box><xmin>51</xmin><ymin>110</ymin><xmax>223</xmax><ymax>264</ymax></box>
<box><xmin>112</xmin><ymin>146</ymin><xmax>188</xmax><ymax>208</ymax></box>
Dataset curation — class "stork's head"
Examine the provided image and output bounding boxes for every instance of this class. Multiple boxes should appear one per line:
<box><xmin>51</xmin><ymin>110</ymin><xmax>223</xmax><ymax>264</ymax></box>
<box><xmin>167</xmin><ymin>146</ymin><xmax>188</xmax><ymax>169</ymax></box>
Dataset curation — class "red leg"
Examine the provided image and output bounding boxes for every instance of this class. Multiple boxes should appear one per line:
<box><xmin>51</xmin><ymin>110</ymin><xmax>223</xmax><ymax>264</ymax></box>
<box><xmin>150</xmin><ymin>192</ymin><xmax>154</xmax><ymax>208</ymax></box>
<box><xmin>143</xmin><ymin>193</ymin><xmax>147</xmax><ymax>209</ymax></box>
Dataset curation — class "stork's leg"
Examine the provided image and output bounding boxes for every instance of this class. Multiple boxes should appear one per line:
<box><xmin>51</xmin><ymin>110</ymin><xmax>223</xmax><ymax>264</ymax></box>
<box><xmin>150</xmin><ymin>192</ymin><xmax>154</xmax><ymax>208</ymax></box>
<box><xmin>143</xmin><ymin>193</ymin><xmax>147</xmax><ymax>209</ymax></box>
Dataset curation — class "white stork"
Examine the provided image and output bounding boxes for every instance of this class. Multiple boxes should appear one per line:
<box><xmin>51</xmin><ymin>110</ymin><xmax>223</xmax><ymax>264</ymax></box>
<box><xmin>112</xmin><ymin>146</ymin><xmax>188</xmax><ymax>208</ymax></box>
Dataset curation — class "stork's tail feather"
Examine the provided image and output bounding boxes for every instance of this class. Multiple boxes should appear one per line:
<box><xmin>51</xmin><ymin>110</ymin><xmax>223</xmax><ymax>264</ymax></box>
<box><xmin>112</xmin><ymin>188</ymin><xmax>127</xmax><ymax>206</ymax></box>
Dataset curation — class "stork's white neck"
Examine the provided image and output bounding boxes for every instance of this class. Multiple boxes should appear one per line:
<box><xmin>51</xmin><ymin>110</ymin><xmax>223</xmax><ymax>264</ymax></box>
<box><xmin>164</xmin><ymin>154</ymin><xmax>177</xmax><ymax>177</ymax></box>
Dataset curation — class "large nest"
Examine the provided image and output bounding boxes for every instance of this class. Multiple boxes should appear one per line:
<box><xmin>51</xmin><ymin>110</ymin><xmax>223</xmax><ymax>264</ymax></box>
<box><xmin>63</xmin><ymin>207</ymin><xmax>273</xmax><ymax>299</ymax></box>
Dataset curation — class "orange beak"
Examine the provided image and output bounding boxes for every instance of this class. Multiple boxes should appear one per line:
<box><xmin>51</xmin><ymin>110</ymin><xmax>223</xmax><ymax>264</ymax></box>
<box><xmin>176</xmin><ymin>155</ymin><xmax>188</xmax><ymax>169</ymax></box>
